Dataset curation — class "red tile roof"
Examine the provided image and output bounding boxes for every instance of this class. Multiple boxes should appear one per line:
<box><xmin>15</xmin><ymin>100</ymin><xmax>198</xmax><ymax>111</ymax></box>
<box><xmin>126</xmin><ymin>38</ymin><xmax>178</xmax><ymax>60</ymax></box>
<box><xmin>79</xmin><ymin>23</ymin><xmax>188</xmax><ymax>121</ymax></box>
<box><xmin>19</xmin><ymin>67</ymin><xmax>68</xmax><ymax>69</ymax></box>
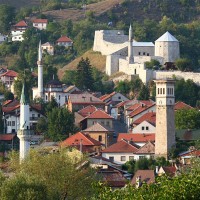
<box><xmin>117</xmin><ymin>133</ymin><xmax>155</xmax><ymax>143</ymax></box>
<box><xmin>83</xmin><ymin>122</ymin><xmax>114</xmax><ymax>132</ymax></box>
<box><xmin>3</xmin><ymin>100</ymin><xmax>12</xmax><ymax>106</ymax></box>
<box><xmin>131</xmin><ymin>170</ymin><xmax>155</xmax><ymax>185</ymax></box>
<box><xmin>102</xmin><ymin>140</ymin><xmax>139</xmax><ymax>153</ymax></box>
<box><xmin>174</xmin><ymin>101</ymin><xmax>193</xmax><ymax>111</ymax></box>
<box><xmin>14</xmin><ymin>20</ymin><xmax>28</xmax><ymax>27</ymax></box>
<box><xmin>126</xmin><ymin>103</ymin><xmax>140</xmax><ymax>111</ymax></box>
<box><xmin>57</xmin><ymin>36</ymin><xmax>73</xmax><ymax>43</ymax></box>
<box><xmin>180</xmin><ymin>150</ymin><xmax>200</xmax><ymax>157</ymax></box>
<box><xmin>140</xmin><ymin>100</ymin><xmax>155</xmax><ymax>106</ymax></box>
<box><xmin>116</xmin><ymin>100</ymin><xmax>131</xmax><ymax>108</ymax></box>
<box><xmin>100</xmin><ymin>92</ymin><xmax>116</xmax><ymax>101</ymax></box>
<box><xmin>135</xmin><ymin>141</ymin><xmax>155</xmax><ymax>154</ymax></box>
<box><xmin>0</xmin><ymin>134</ymin><xmax>16</xmax><ymax>141</ymax></box>
<box><xmin>78</xmin><ymin>105</ymin><xmax>97</xmax><ymax>117</ymax></box>
<box><xmin>129</xmin><ymin>104</ymin><xmax>155</xmax><ymax>118</ymax></box>
<box><xmin>133</xmin><ymin>112</ymin><xmax>156</xmax><ymax>126</ymax></box>
<box><xmin>86</xmin><ymin>110</ymin><xmax>113</xmax><ymax>119</ymax></box>
<box><xmin>33</xmin><ymin>19</ymin><xmax>48</xmax><ymax>23</ymax></box>
<box><xmin>161</xmin><ymin>166</ymin><xmax>177</xmax><ymax>177</ymax></box>
<box><xmin>0</xmin><ymin>70</ymin><xmax>18</xmax><ymax>77</ymax></box>
<box><xmin>60</xmin><ymin>132</ymin><xmax>102</xmax><ymax>147</ymax></box>
<box><xmin>2</xmin><ymin>105</ymin><xmax>20</xmax><ymax>113</ymax></box>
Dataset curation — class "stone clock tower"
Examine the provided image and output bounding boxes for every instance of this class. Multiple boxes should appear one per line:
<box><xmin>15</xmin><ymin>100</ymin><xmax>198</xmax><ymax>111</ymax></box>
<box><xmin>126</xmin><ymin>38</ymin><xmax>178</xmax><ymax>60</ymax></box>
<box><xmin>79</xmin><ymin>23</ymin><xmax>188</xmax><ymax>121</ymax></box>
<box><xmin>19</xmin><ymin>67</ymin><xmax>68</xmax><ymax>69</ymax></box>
<box><xmin>154</xmin><ymin>79</ymin><xmax>176</xmax><ymax>159</ymax></box>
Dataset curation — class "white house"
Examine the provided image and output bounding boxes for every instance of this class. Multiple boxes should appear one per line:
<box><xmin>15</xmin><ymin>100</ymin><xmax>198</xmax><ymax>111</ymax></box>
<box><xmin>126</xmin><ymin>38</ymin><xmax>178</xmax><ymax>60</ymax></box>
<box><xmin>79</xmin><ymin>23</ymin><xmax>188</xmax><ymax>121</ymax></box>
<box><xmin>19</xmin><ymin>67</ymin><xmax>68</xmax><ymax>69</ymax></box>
<box><xmin>11</xmin><ymin>20</ymin><xmax>28</xmax><ymax>41</ymax></box>
<box><xmin>0</xmin><ymin>70</ymin><xmax>18</xmax><ymax>89</ymax></box>
<box><xmin>132</xmin><ymin>121</ymin><xmax>156</xmax><ymax>134</ymax></box>
<box><xmin>32</xmin><ymin>19</ymin><xmax>48</xmax><ymax>30</ymax></box>
<box><xmin>101</xmin><ymin>139</ymin><xmax>139</xmax><ymax>164</ymax></box>
<box><xmin>56</xmin><ymin>36</ymin><xmax>73</xmax><ymax>48</ymax></box>
<box><xmin>41</xmin><ymin>42</ymin><xmax>54</xmax><ymax>55</ymax></box>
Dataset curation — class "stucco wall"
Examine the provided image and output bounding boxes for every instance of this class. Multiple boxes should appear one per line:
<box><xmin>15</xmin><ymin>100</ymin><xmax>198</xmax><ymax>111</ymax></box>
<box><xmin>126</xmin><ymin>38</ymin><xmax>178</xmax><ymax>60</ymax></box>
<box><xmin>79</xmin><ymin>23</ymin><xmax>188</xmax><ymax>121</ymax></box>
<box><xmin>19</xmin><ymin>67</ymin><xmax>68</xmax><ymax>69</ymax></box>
<box><xmin>132</xmin><ymin>121</ymin><xmax>156</xmax><ymax>134</ymax></box>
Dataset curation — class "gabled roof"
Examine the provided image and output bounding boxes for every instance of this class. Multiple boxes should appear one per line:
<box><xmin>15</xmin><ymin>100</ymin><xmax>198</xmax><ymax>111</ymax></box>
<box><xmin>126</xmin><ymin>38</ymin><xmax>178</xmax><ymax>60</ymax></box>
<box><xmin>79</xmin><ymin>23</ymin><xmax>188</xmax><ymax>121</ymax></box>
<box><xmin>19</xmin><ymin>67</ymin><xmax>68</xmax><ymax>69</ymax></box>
<box><xmin>83</xmin><ymin>122</ymin><xmax>114</xmax><ymax>132</ymax></box>
<box><xmin>102</xmin><ymin>139</ymin><xmax>139</xmax><ymax>153</ymax></box>
<box><xmin>159</xmin><ymin>166</ymin><xmax>177</xmax><ymax>177</ymax></box>
<box><xmin>86</xmin><ymin>109</ymin><xmax>113</xmax><ymax>119</ymax></box>
<box><xmin>60</xmin><ymin>132</ymin><xmax>102</xmax><ymax>147</ymax></box>
<box><xmin>133</xmin><ymin>112</ymin><xmax>156</xmax><ymax>126</ymax></box>
<box><xmin>63</xmin><ymin>85</ymin><xmax>80</xmax><ymax>93</ymax></box>
<box><xmin>135</xmin><ymin>141</ymin><xmax>155</xmax><ymax>154</ymax></box>
<box><xmin>68</xmin><ymin>93</ymin><xmax>104</xmax><ymax>104</ymax></box>
<box><xmin>33</xmin><ymin>19</ymin><xmax>48</xmax><ymax>23</ymax></box>
<box><xmin>42</xmin><ymin>42</ymin><xmax>53</xmax><ymax>47</ymax></box>
<box><xmin>57</xmin><ymin>36</ymin><xmax>73</xmax><ymax>43</ymax></box>
<box><xmin>100</xmin><ymin>92</ymin><xmax>117</xmax><ymax>101</ymax></box>
<box><xmin>179</xmin><ymin>150</ymin><xmax>200</xmax><ymax>157</ymax></box>
<box><xmin>0</xmin><ymin>70</ymin><xmax>18</xmax><ymax>77</ymax></box>
<box><xmin>117</xmin><ymin>133</ymin><xmax>155</xmax><ymax>143</ymax></box>
<box><xmin>14</xmin><ymin>20</ymin><xmax>28</xmax><ymax>27</ymax></box>
<box><xmin>116</xmin><ymin>100</ymin><xmax>132</xmax><ymax>108</ymax></box>
<box><xmin>126</xmin><ymin>103</ymin><xmax>141</xmax><ymax>111</ymax></box>
<box><xmin>131</xmin><ymin>170</ymin><xmax>155</xmax><ymax>185</ymax></box>
<box><xmin>78</xmin><ymin>105</ymin><xmax>97</xmax><ymax>117</ymax></box>
<box><xmin>0</xmin><ymin>134</ymin><xmax>16</xmax><ymax>141</ymax></box>
<box><xmin>129</xmin><ymin>104</ymin><xmax>155</xmax><ymax>118</ymax></box>
<box><xmin>155</xmin><ymin>31</ymin><xmax>178</xmax><ymax>42</ymax></box>
<box><xmin>174</xmin><ymin>101</ymin><xmax>193</xmax><ymax>111</ymax></box>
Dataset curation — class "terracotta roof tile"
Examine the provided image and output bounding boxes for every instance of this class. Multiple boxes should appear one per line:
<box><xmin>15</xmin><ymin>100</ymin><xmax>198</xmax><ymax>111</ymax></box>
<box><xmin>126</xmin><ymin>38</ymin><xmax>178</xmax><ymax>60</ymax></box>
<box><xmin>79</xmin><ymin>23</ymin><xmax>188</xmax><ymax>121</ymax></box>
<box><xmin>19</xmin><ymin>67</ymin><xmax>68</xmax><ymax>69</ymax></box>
<box><xmin>131</xmin><ymin>170</ymin><xmax>155</xmax><ymax>185</ymax></box>
<box><xmin>78</xmin><ymin>105</ymin><xmax>97</xmax><ymax>117</ymax></box>
<box><xmin>180</xmin><ymin>150</ymin><xmax>200</xmax><ymax>157</ymax></box>
<box><xmin>117</xmin><ymin>133</ymin><xmax>155</xmax><ymax>143</ymax></box>
<box><xmin>0</xmin><ymin>134</ymin><xmax>16</xmax><ymax>141</ymax></box>
<box><xmin>60</xmin><ymin>132</ymin><xmax>102</xmax><ymax>147</ymax></box>
<box><xmin>126</xmin><ymin>103</ymin><xmax>141</xmax><ymax>111</ymax></box>
<box><xmin>135</xmin><ymin>141</ymin><xmax>155</xmax><ymax>154</ymax></box>
<box><xmin>86</xmin><ymin>110</ymin><xmax>113</xmax><ymax>119</ymax></box>
<box><xmin>33</xmin><ymin>19</ymin><xmax>48</xmax><ymax>23</ymax></box>
<box><xmin>102</xmin><ymin>140</ymin><xmax>139</xmax><ymax>153</ymax></box>
<box><xmin>174</xmin><ymin>101</ymin><xmax>193</xmax><ymax>111</ymax></box>
<box><xmin>129</xmin><ymin>104</ymin><xmax>155</xmax><ymax>118</ymax></box>
<box><xmin>57</xmin><ymin>36</ymin><xmax>73</xmax><ymax>43</ymax></box>
<box><xmin>133</xmin><ymin>112</ymin><xmax>156</xmax><ymax>126</ymax></box>
<box><xmin>100</xmin><ymin>92</ymin><xmax>116</xmax><ymax>101</ymax></box>
<box><xmin>0</xmin><ymin>70</ymin><xmax>18</xmax><ymax>77</ymax></box>
<box><xmin>14</xmin><ymin>20</ymin><xmax>28</xmax><ymax>27</ymax></box>
<box><xmin>161</xmin><ymin>166</ymin><xmax>177</xmax><ymax>177</ymax></box>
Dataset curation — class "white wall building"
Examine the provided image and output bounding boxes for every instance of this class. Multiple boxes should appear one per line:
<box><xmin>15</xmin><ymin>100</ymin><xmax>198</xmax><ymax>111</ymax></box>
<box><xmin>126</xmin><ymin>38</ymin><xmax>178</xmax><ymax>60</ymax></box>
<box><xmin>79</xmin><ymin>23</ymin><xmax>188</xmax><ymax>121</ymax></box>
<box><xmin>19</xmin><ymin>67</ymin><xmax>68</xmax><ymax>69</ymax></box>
<box><xmin>132</xmin><ymin>121</ymin><xmax>155</xmax><ymax>134</ymax></box>
<box><xmin>32</xmin><ymin>19</ymin><xmax>48</xmax><ymax>30</ymax></box>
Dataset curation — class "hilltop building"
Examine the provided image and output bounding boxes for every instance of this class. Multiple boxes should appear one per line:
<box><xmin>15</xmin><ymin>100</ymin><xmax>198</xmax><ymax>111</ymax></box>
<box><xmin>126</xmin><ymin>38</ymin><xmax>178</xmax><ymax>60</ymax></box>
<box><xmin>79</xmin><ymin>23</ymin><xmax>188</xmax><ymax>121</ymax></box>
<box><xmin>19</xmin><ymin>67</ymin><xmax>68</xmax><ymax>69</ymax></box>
<box><xmin>32</xmin><ymin>19</ymin><xmax>48</xmax><ymax>30</ymax></box>
<box><xmin>93</xmin><ymin>27</ymin><xmax>180</xmax><ymax>84</ymax></box>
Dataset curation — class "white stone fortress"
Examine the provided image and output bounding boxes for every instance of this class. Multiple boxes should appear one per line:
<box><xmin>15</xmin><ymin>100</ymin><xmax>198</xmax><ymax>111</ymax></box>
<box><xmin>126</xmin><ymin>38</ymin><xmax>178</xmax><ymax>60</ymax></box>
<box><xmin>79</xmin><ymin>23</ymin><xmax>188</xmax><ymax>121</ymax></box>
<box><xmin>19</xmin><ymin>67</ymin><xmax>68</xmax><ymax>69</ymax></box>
<box><xmin>93</xmin><ymin>26</ymin><xmax>200</xmax><ymax>85</ymax></box>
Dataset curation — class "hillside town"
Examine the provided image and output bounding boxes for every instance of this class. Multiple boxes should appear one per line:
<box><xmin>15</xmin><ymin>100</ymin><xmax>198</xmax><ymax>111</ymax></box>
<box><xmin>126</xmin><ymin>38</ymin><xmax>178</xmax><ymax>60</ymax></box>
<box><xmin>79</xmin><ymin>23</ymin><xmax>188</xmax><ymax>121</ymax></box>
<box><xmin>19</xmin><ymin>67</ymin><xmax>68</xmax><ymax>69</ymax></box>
<box><xmin>0</xmin><ymin>0</ymin><xmax>200</xmax><ymax>199</ymax></box>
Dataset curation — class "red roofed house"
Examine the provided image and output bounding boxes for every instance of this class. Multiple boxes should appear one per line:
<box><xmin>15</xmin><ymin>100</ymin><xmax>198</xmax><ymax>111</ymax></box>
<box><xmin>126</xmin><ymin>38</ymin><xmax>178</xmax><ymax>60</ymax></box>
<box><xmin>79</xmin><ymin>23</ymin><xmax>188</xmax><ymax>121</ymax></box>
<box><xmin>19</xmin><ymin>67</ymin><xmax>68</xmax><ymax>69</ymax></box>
<box><xmin>0</xmin><ymin>133</ymin><xmax>19</xmax><ymax>152</ymax></box>
<box><xmin>174</xmin><ymin>101</ymin><xmax>193</xmax><ymax>111</ymax></box>
<box><xmin>179</xmin><ymin>150</ymin><xmax>200</xmax><ymax>165</ymax></box>
<box><xmin>101</xmin><ymin>139</ymin><xmax>139</xmax><ymax>164</ymax></box>
<box><xmin>11</xmin><ymin>20</ymin><xmax>28</xmax><ymax>41</ymax></box>
<box><xmin>131</xmin><ymin>112</ymin><xmax>156</xmax><ymax>134</ymax></box>
<box><xmin>32</xmin><ymin>19</ymin><xmax>48</xmax><ymax>30</ymax></box>
<box><xmin>0</xmin><ymin>70</ymin><xmax>18</xmax><ymax>89</ymax></box>
<box><xmin>117</xmin><ymin>133</ymin><xmax>155</xmax><ymax>147</ymax></box>
<box><xmin>67</xmin><ymin>93</ymin><xmax>105</xmax><ymax>112</ymax></box>
<box><xmin>79</xmin><ymin>109</ymin><xmax>113</xmax><ymax>130</ymax></box>
<box><xmin>56</xmin><ymin>36</ymin><xmax>73</xmax><ymax>48</ymax></box>
<box><xmin>60</xmin><ymin>132</ymin><xmax>102</xmax><ymax>153</ymax></box>
<box><xmin>158</xmin><ymin>166</ymin><xmax>178</xmax><ymax>177</ymax></box>
<box><xmin>2</xmin><ymin>100</ymin><xmax>45</xmax><ymax>133</ymax></box>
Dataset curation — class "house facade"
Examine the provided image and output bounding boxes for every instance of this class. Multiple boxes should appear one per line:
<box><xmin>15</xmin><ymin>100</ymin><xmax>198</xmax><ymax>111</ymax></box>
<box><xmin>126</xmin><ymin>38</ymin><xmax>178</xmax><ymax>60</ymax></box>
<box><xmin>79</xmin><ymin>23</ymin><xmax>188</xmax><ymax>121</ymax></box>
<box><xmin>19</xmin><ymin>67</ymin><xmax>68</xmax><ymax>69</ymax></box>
<box><xmin>0</xmin><ymin>70</ymin><xmax>18</xmax><ymax>89</ymax></box>
<box><xmin>32</xmin><ymin>19</ymin><xmax>48</xmax><ymax>30</ymax></box>
<box><xmin>56</xmin><ymin>36</ymin><xmax>73</xmax><ymax>47</ymax></box>
<box><xmin>11</xmin><ymin>20</ymin><xmax>28</xmax><ymax>41</ymax></box>
<box><xmin>41</xmin><ymin>42</ymin><xmax>54</xmax><ymax>55</ymax></box>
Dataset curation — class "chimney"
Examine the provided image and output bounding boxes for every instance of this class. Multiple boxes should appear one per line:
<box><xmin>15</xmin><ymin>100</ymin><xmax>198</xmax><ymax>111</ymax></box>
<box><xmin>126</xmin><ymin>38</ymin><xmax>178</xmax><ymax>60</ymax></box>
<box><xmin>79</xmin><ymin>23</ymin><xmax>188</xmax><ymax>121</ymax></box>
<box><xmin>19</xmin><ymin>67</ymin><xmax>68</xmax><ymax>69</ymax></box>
<box><xmin>156</xmin><ymin>166</ymin><xmax>159</xmax><ymax>174</ymax></box>
<box><xmin>136</xmin><ymin>176</ymin><xmax>141</xmax><ymax>188</ymax></box>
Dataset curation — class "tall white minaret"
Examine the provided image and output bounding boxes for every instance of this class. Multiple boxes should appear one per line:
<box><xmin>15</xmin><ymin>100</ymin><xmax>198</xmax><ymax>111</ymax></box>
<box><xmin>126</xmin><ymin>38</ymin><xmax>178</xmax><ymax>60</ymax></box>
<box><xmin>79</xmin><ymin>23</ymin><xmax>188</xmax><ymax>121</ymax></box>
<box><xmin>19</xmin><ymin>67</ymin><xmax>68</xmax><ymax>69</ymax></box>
<box><xmin>17</xmin><ymin>81</ymin><xmax>32</xmax><ymax>161</ymax></box>
<box><xmin>37</xmin><ymin>40</ymin><xmax>43</xmax><ymax>99</ymax></box>
<box><xmin>128</xmin><ymin>24</ymin><xmax>134</xmax><ymax>63</ymax></box>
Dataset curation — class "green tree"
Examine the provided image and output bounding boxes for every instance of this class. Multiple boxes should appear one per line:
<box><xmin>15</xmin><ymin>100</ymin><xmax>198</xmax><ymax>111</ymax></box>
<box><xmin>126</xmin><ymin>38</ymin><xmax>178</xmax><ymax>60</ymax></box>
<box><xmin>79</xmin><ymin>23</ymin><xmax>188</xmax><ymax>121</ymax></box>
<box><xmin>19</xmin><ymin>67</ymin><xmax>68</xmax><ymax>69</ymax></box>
<box><xmin>45</xmin><ymin>96</ymin><xmax>58</xmax><ymax>114</ymax></box>
<box><xmin>175</xmin><ymin>58</ymin><xmax>192</xmax><ymax>71</ymax></box>
<box><xmin>4</xmin><ymin>91</ymin><xmax>14</xmax><ymax>101</ymax></box>
<box><xmin>62</xmin><ymin>70</ymin><xmax>77</xmax><ymax>85</ymax></box>
<box><xmin>0</xmin><ymin>106</ymin><xmax>4</xmax><ymax>133</ymax></box>
<box><xmin>47</xmin><ymin>107</ymin><xmax>75</xmax><ymax>141</ymax></box>
<box><xmin>175</xmin><ymin>108</ymin><xmax>200</xmax><ymax>130</ymax></box>
<box><xmin>145</xmin><ymin>59</ymin><xmax>161</xmax><ymax>70</ymax></box>
<box><xmin>36</xmin><ymin>117</ymin><xmax>47</xmax><ymax>134</ymax></box>
<box><xmin>75</xmin><ymin>57</ymin><xmax>94</xmax><ymax>91</ymax></box>
<box><xmin>137</xmin><ymin>84</ymin><xmax>150</xmax><ymax>100</ymax></box>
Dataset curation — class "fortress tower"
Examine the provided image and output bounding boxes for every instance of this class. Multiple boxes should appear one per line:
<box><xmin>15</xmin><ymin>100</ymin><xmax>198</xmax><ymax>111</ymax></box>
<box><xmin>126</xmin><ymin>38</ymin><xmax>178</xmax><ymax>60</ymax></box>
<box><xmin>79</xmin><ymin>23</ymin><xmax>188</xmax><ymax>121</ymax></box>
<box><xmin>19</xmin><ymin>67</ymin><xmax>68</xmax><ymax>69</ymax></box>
<box><xmin>154</xmin><ymin>79</ymin><xmax>176</xmax><ymax>159</ymax></box>
<box><xmin>37</xmin><ymin>40</ymin><xmax>44</xmax><ymax>99</ymax></box>
<box><xmin>128</xmin><ymin>24</ymin><xmax>134</xmax><ymax>63</ymax></box>
<box><xmin>155</xmin><ymin>31</ymin><xmax>180</xmax><ymax>64</ymax></box>
<box><xmin>17</xmin><ymin>81</ymin><xmax>33</xmax><ymax>161</ymax></box>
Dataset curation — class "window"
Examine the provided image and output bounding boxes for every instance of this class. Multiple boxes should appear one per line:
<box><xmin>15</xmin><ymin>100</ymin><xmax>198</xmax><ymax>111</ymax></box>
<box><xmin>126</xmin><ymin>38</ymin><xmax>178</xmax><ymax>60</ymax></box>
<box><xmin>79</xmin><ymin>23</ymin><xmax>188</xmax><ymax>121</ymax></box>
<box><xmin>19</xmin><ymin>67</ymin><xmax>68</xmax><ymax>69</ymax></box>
<box><xmin>121</xmin><ymin>156</ymin><xmax>126</xmax><ymax>161</ymax></box>
<box><xmin>129</xmin><ymin>156</ymin><xmax>134</xmax><ymax>161</ymax></box>
<box><xmin>147</xmin><ymin>53</ymin><xmax>149</xmax><ymax>56</ymax></box>
<box><xmin>138</xmin><ymin>52</ymin><xmax>141</xmax><ymax>55</ymax></box>
<box><xmin>59</xmin><ymin>95</ymin><xmax>61</xmax><ymax>100</ymax></box>
<box><xmin>167</xmin><ymin>88</ymin><xmax>170</xmax><ymax>95</ymax></box>
<box><xmin>158</xmin><ymin>88</ymin><xmax>159</xmax><ymax>94</ymax></box>
<box><xmin>109</xmin><ymin>156</ymin><xmax>114</xmax><ymax>162</ymax></box>
<box><xmin>12</xmin><ymin>121</ymin><xmax>15</xmax><ymax>126</ymax></box>
<box><xmin>106</xmin><ymin>121</ymin><xmax>110</xmax><ymax>126</ymax></box>
<box><xmin>101</xmin><ymin>121</ymin><xmax>104</xmax><ymax>125</ymax></box>
<box><xmin>38</xmin><ymin>114</ymin><xmax>40</xmax><ymax>117</ymax></box>
<box><xmin>146</xmin><ymin>126</ymin><xmax>149</xmax><ymax>130</ymax></box>
<box><xmin>46</xmin><ymin>95</ymin><xmax>47</xmax><ymax>100</ymax></box>
<box><xmin>139</xmin><ymin>156</ymin><xmax>145</xmax><ymax>159</ymax></box>
<box><xmin>98</xmin><ymin>135</ymin><xmax>102</xmax><ymax>142</ymax></box>
<box><xmin>163</xmin><ymin>88</ymin><xmax>165</xmax><ymax>94</ymax></box>
<box><xmin>142</xmin><ymin>126</ymin><xmax>145</xmax><ymax>130</ymax></box>
<box><xmin>143</xmin><ymin>52</ymin><xmax>145</xmax><ymax>55</ymax></box>
<box><xmin>118</xmin><ymin>96</ymin><xmax>121</xmax><ymax>100</ymax></box>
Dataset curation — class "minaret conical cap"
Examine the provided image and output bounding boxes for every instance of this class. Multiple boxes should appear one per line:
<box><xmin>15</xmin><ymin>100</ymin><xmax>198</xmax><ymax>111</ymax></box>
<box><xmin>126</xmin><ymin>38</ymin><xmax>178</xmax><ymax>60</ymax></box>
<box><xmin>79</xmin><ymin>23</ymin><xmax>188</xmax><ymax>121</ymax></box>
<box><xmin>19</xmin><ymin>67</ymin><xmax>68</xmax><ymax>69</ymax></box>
<box><xmin>20</xmin><ymin>81</ymin><xmax>29</xmax><ymax>104</ymax></box>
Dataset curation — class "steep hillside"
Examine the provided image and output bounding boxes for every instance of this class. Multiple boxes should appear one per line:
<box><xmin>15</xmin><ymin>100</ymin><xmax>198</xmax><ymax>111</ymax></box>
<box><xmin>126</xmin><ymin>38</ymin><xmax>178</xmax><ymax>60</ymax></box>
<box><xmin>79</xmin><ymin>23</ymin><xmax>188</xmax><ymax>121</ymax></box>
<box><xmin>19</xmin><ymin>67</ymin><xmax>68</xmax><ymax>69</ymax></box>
<box><xmin>0</xmin><ymin>0</ymin><xmax>40</xmax><ymax>9</ymax></box>
<box><xmin>58</xmin><ymin>50</ymin><xmax>106</xmax><ymax>80</ymax></box>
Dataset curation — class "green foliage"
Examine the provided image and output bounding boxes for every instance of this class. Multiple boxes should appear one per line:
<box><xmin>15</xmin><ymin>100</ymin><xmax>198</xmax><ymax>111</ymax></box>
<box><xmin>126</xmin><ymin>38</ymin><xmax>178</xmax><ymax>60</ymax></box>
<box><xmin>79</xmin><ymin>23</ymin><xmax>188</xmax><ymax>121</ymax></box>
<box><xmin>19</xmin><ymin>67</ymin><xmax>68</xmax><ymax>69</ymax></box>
<box><xmin>62</xmin><ymin>70</ymin><xmax>77</xmax><ymax>85</ymax></box>
<box><xmin>0</xmin><ymin>106</ymin><xmax>4</xmax><ymax>133</ymax></box>
<box><xmin>137</xmin><ymin>84</ymin><xmax>150</xmax><ymax>100</ymax></box>
<box><xmin>175</xmin><ymin>78</ymin><xmax>200</xmax><ymax>106</ymax></box>
<box><xmin>47</xmin><ymin>107</ymin><xmax>76</xmax><ymax>141</ymax></box>
<box><xmin>36</xmin><ymin>117</ymin><xmax>47</xmax><ymax>134</ymax></box>
<box><xmin>175</xmin><ymin>58</ymin><xmax>192</xmax><ymax>71</ymax></box>
<box><xmin>175</xmin><ymin>108</ymin><xmax>200</xmax><ymax>130</ymax></box>
<box><xmin>4</xmin><ymin>91</ymin><xmax>14</xmax><ymax>101</ymax></box>
<box><xmin>145</xmin><ymin>59</ymin><xmax>161</xmax><ymax>70</ymax></box>
<box><xmin>75</xmin><ymin>57</ymin><xmax>94</xmax><ymax>91</ymax></box>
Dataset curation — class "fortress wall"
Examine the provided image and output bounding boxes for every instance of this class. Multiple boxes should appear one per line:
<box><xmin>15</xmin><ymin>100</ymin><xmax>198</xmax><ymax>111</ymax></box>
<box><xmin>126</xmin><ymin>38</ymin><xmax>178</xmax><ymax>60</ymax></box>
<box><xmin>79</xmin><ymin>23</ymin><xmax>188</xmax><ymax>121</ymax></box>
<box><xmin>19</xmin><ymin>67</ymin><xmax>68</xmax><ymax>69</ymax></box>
<box><xmin>154</xmin><ymin>71</ymin><xmax>200</xmax><ymax>85</ymax></box>
<box><xmin>106</xmin><ymin>55</ymin><xmax>121</xmax><ymax>75</ymax></box>
<box><xmin>133</xmin><ymin>46</ymin><xmax>155</xmax><ymax>56</ymax></box>
<box><xmin>134</xmin><ymin>56</ymin><xmax>152</xmax><ymax>63</ymax></box>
